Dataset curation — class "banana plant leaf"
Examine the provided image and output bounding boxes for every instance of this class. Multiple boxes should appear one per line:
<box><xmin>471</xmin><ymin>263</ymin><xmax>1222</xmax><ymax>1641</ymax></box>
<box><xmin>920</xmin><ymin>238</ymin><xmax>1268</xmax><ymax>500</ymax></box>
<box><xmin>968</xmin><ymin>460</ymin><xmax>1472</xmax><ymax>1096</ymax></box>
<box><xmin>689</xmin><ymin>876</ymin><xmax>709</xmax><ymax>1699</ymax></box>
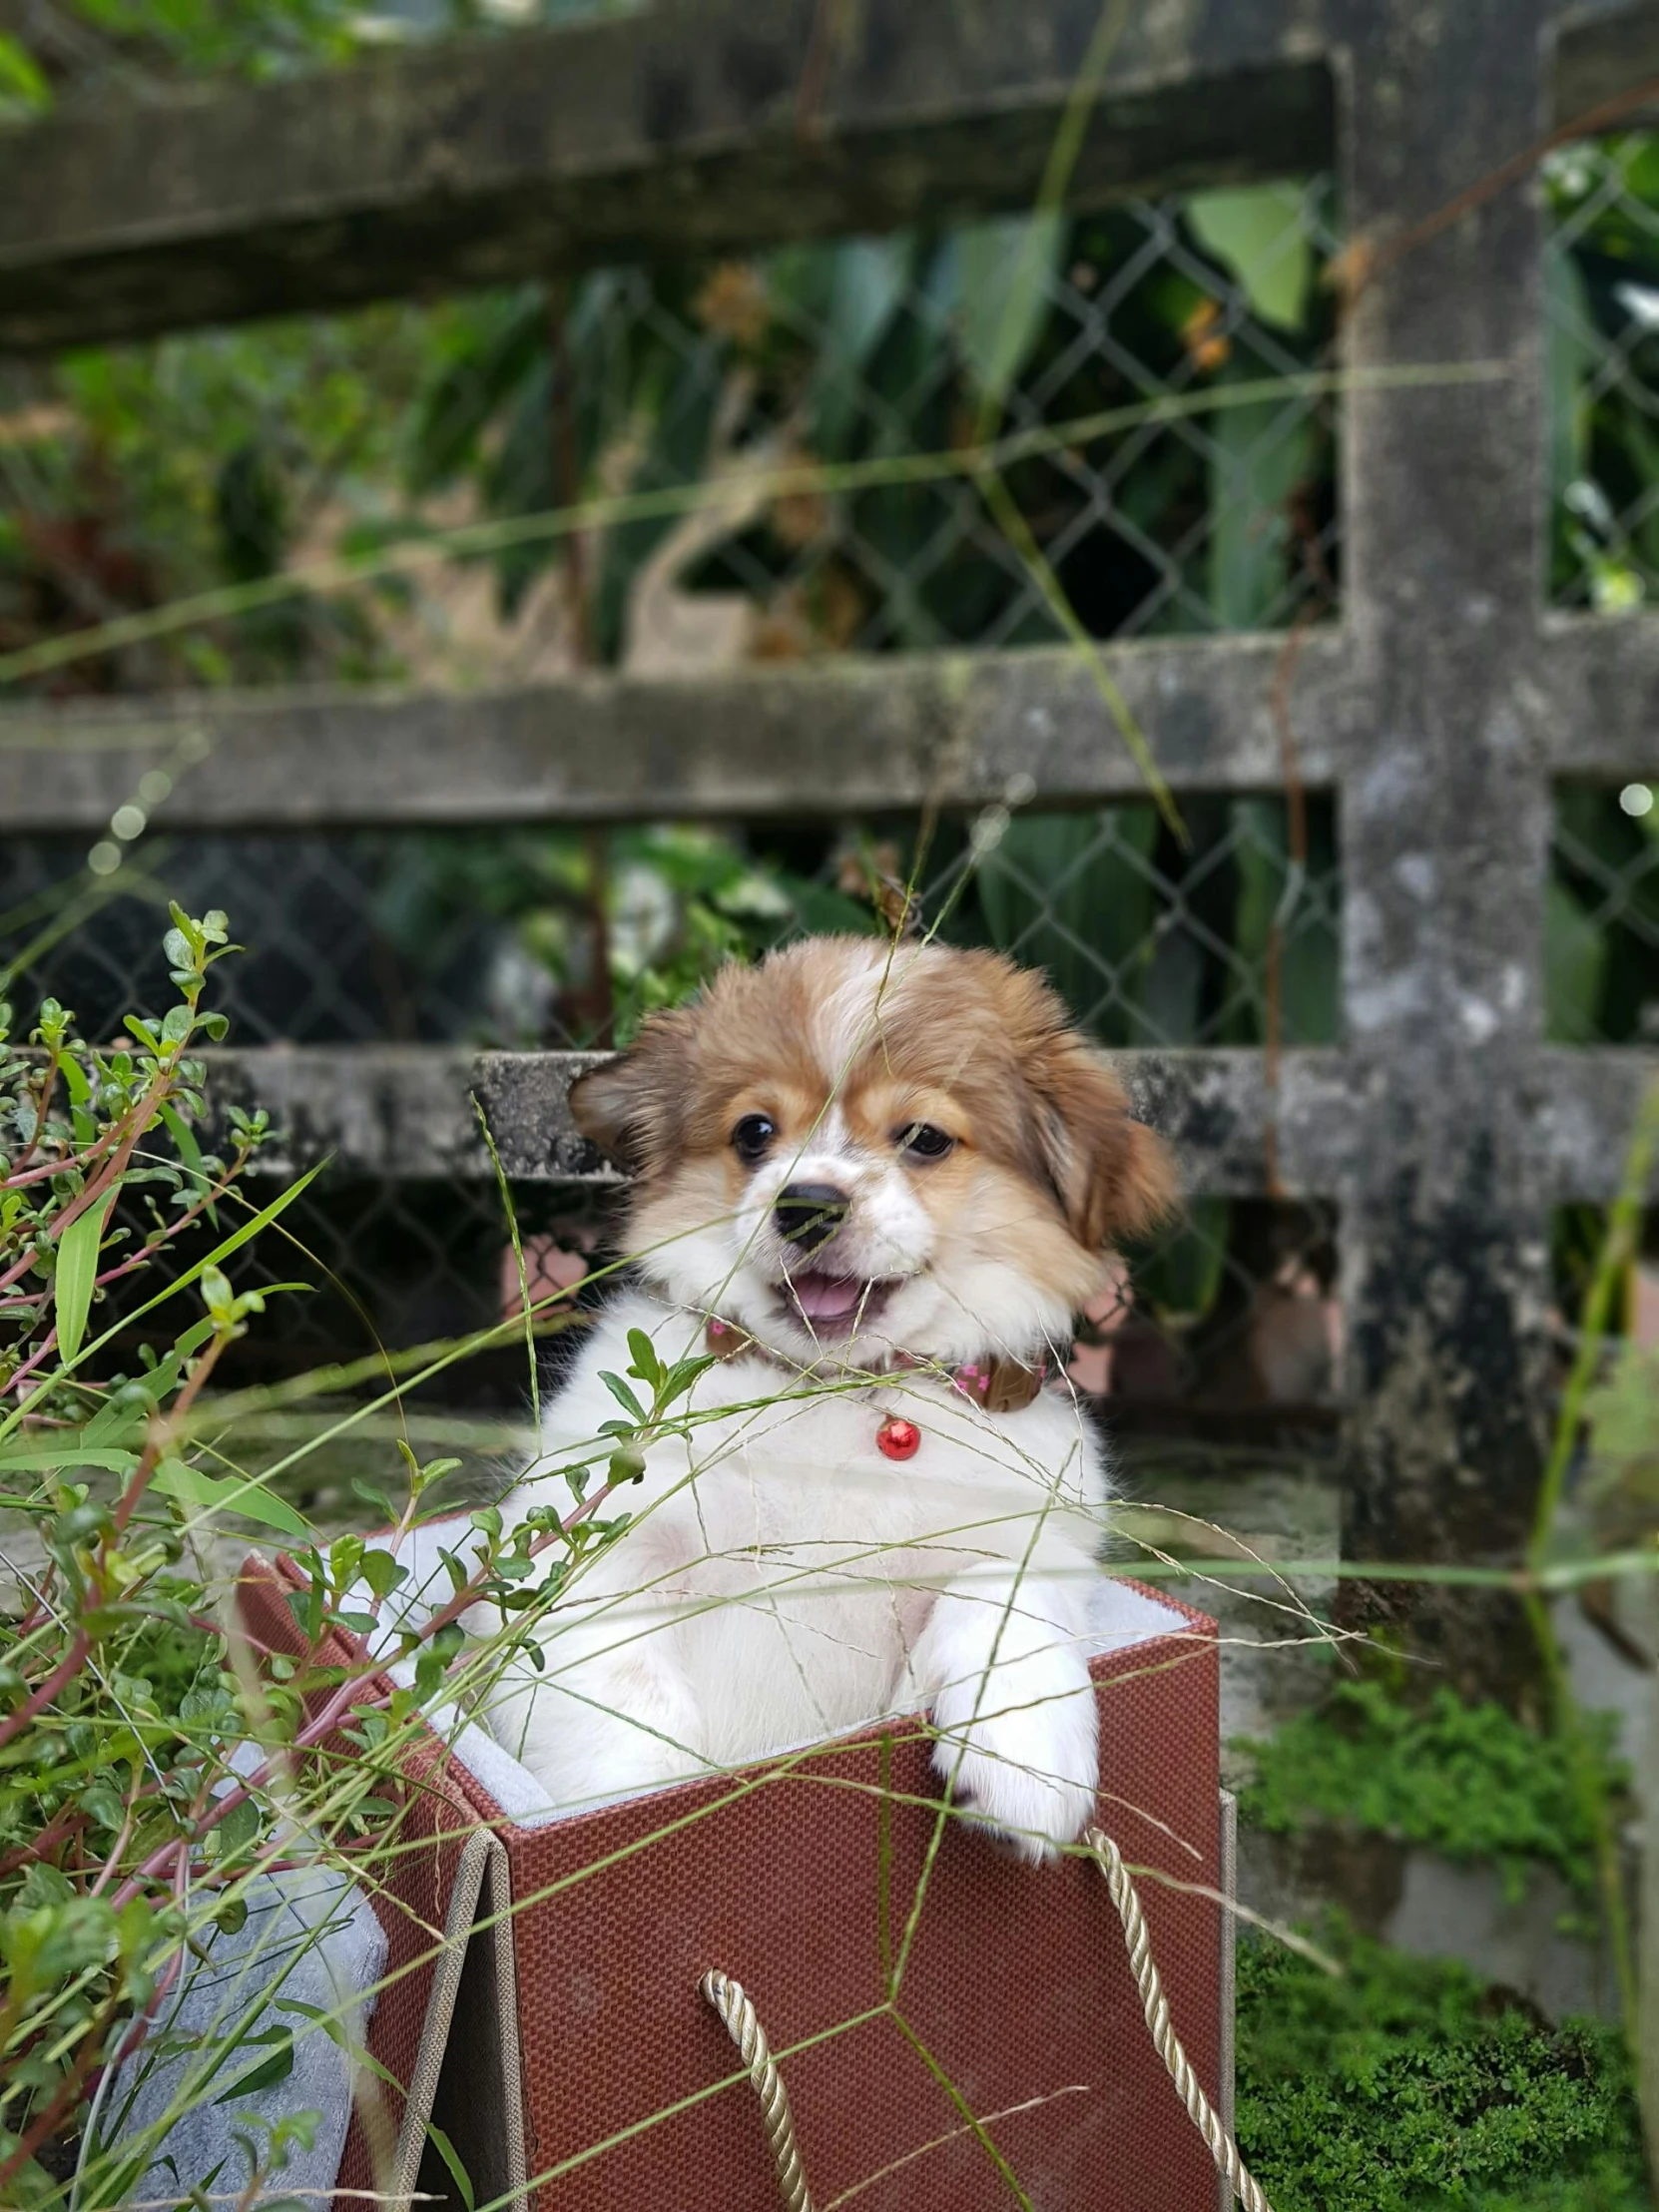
<box><xmin>811</xmin><ymin>235</ymin><xmax>915</xmax><ymax>460</ymax></box>
<box><xmin>957</xmin><ymin>212</ymin><xmax>1066</xmax><ymax>407</ymax></box>
<box><xmin>1187</xmin><ymin>186</ymin><xmax>1312</xmax><ymax>333</ymax></box>
<box><xmin>1129</xmin><ymin>1196</ymin><xmax>1233</xmax><ymax>1325</ymax></box>
<box><xmin>1543</xmin><ymin>877</ymin><xmax>1609</xmax><ymax>1043</ymax></box>
<box><xmin>975</xmin><ymin>808</ymin><xmax>1159</xmax><ymax>1043</ymax></box>
<box><xmin>1228</xmin><ymin>797</ymin><xmax>1340</xmax><ymax>1046</ymax></box>
<box><xmin>1206</xmin><ymin>359</ymin><xmax>1316</xmax><ymax>631</ymax></box>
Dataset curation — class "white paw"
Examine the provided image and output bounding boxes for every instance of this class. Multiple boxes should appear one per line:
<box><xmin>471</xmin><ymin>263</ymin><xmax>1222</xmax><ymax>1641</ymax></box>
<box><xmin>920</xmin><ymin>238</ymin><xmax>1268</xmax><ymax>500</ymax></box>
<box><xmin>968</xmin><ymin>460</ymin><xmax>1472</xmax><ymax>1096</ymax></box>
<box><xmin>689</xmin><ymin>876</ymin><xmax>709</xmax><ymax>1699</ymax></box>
<box><xmin>928</xmin><ymin>1671</ymin><xmax>1098</xmax><ymax>1863</ymax></box>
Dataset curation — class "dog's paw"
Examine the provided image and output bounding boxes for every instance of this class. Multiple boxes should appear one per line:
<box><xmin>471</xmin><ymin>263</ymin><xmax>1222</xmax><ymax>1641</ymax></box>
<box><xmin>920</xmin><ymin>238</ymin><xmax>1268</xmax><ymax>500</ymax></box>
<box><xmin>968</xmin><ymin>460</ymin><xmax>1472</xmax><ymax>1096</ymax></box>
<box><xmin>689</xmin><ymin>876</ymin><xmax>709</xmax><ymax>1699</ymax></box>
<box><xmin>928</xmin><ymin>1675</ymin><xmax>1098</xmax><ymax>1863</ymax></box>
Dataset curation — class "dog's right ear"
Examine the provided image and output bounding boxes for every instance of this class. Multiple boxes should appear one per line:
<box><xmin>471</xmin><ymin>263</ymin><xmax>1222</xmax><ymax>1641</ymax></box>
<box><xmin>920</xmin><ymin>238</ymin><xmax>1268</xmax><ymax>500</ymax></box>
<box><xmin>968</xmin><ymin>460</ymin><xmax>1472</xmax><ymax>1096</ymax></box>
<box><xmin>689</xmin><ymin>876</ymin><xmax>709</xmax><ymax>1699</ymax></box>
<box><xmin>566</xmin><ymin>1008</ymin><xmax>698</xmax><ymax>1176</ymax></box>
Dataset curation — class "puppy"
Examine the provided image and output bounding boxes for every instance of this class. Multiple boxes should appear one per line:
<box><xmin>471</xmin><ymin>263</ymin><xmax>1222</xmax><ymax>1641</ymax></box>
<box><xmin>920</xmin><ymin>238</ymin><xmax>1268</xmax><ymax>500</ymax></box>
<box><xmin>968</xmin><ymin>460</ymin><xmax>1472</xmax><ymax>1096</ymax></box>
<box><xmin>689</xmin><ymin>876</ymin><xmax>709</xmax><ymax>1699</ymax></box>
<box><xmin>484</xmin><ymin>936</ymin><xmax>1176</xmax><ymax>1859</ymax></box>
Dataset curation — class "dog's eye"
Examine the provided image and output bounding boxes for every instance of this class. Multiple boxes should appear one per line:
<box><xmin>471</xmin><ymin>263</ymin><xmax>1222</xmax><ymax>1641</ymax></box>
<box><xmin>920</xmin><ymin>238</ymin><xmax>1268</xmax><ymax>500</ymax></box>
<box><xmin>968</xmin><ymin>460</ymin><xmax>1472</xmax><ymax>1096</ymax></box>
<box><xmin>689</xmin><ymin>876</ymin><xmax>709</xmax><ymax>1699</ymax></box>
<box><xmin>732</xmin><ymin>1113</ymin><xmax>777</xmax><ymax>1165</ymax></box>
<box><xmin>898</xmin><ymin>1123</ymin><xmax>954</xmax><ymax>1162</ymax></box>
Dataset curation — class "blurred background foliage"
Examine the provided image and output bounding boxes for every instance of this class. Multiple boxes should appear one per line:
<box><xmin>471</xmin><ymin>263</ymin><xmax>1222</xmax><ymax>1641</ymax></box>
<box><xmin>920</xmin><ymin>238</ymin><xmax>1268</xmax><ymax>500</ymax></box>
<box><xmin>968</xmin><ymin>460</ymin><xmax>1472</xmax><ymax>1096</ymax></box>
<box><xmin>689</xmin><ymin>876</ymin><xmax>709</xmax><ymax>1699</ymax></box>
<box><xmin>2</xmin><ymin>3</ymin><xmax>1658</xmax><ymax>1381</ymax></box>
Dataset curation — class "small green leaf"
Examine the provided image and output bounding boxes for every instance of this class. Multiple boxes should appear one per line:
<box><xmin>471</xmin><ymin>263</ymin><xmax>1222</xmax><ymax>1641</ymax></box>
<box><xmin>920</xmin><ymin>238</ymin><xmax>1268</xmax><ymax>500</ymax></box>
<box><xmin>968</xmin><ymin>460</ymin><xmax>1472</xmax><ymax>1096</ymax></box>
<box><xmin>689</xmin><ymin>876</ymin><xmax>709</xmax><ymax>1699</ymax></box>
<box><xmin>214</xmin><ymin>2027</ymin><xmax>294</xmax><ymax>2104</ymax></box>
<box><xmin>351</xmin><ymin>1478</ymin><xmax>399</xmax><ymax>1526</ymax></box>
<box><xmin>79</xmin><ymin>1780</ymin><xmax>127</xmax><ymax>1832</ymax></box>
<box><xmin>152</xmin><ymin>1455</ymin><xmax>310</xmax><ymax>1539</ymax></box>
<box><xmin>357</xmin><ymin>1548</ymin><xmax>408</xmax><ymax>1601</ymax></box>
<box><xmin>656</xmin><ymin>1355</ymin><xmax>715</xmax><ymax>1409</ymax></box>
<box><xmin>626</xmin><ymin>1328</ymin><xmax>663</xmax><ymax>1385</ymax></box>
<box><xmin>54</xmin><ymin>1188</ymin><xmax>117</xmax><ymax>1367</ymax></box>
<box><xmin>160</xmin><ymin>1100</ymin><xmax>220</xmax><ymax>1225</ymax></box>
<box><xmin>599</xmin><ymin>1371</ymin><xmax>647</xmax><ymax>1423</ymax></box>
<box><xmin>58</xmin><ymin>1051</ymin><xmax>96</xmax><ymax>1145</ymax></box>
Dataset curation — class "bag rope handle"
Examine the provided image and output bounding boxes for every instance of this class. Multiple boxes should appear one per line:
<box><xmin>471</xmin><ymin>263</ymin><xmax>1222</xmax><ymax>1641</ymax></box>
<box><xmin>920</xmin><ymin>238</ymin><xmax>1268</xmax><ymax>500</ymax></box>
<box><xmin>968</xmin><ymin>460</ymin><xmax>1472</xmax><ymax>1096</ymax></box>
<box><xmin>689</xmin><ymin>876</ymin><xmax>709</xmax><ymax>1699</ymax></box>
<box><xmin>699</xmin><ymin>1968</ymin><xmax>816</xmax><ymax>2212</ymax></box>
<box><xmin>1084</xmin><ymin>1825</ymin><xmax>1273</xmax><ymax>2212</ymax></box>
<box><xmin>701</xmin><ymin>1827</ymin><xmax>1274</xmax><ymax>2212</ymax></box>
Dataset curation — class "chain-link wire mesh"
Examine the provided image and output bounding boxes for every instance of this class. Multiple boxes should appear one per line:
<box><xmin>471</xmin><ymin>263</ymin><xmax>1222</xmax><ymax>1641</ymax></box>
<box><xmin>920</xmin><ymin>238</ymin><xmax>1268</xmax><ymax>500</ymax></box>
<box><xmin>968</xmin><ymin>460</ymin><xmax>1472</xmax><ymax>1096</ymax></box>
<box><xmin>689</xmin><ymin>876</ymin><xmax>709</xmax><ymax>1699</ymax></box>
<box><xmin>1537</xmin><ymin>137</ymin><xmax>1659</xmax><ymax>1050</ymax></box>
<box><xmin>1</xmin><ymin>801</ymin><xmax>1344</xmax><ymax>1428</ymax></box>
<box><xmin>0</xmin><ymin>183</ymin><xmax>1340</xmax><ymax>693</ymax></box>
<box><xmin>1</xmin><ymin>168</ymin><xmax>1346</xmax><ymax>1434</ymax></box>
<box><xmin>1</xmin><ymin>804</ymin><xmax>1341</xmax><ymax>1050</ymax></box>
<box><xmin>1547</xmin><ymin>133</ymin><xmax>1659</xmax><ymax>611</ymax></box>
<box><xmin>1550</xmin><ymin>779</ymin><xmax>1659</xmax><ymax>1043</ymax></box>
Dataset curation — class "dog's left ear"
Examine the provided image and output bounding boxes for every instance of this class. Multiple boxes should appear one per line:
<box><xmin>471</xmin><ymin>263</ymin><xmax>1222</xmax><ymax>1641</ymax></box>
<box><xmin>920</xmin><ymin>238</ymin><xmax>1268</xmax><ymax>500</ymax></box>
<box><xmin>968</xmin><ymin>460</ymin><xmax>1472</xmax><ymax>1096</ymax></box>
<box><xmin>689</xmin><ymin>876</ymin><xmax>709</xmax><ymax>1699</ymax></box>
<box><xmin>1029</xmin><ymin>1036</ymin><xmax>1180</xmax><ymax>1250</ymax></box>
<box><xmin>566</xmin><ymin>1007</ymin><xmax>698</xmax><ymax>1176</ymax></box>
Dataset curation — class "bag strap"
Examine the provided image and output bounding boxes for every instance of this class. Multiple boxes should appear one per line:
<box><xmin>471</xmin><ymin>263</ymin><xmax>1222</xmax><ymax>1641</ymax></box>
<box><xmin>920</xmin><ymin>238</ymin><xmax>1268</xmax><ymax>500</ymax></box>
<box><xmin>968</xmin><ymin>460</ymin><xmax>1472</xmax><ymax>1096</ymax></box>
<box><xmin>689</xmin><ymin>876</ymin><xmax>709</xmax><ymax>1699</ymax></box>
<box><xmin>700</xmin><ymin>1828</ymin><xmax>1273</xmax><ymax>2212</ymax></box>
<box><xmin>1084</xmin><ymin>1826</ymin><xmax>1272</xmax><ymax>2212</ymax></box>
<box><xmin>699</xmin><ymin>1969</ymin><xmax>815</xmax><ymax>2212</ymax></box>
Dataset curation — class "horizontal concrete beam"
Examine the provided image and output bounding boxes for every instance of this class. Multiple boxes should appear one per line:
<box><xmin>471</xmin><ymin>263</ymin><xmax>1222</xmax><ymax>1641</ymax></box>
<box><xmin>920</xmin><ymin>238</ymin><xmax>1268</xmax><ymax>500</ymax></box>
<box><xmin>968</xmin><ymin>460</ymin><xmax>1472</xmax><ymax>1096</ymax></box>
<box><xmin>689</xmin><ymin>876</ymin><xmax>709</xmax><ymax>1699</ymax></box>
<box><xmin>1542</xmin><ymin>611</ymin><xmax>1659</xmax><ymax>781</ymax></box>
<box><xmin>209</xmin><ymin>1042</ymin><xmax>1363</xmax><ymax>1194</ymax></box>
<box><xmin>1525</xmin><ymin>1045</ymin><xmax>1659</xmax><ymax>1199</ymax></box>
<box><xmin>204</xmin><ymin>1045</ymin><xmax>616</xmax><ymax>1184</ymax></box>
<box><xmin>0</xmin><ymin>633</ymin><xmax>1351</xmax><ymax>831</ymax></box>
<box><xmin>0</xmin><ymin>0</ymin><xmax>1330</xmax><ymax>351</ymax></box>
<box><xmin>207</xmin><ymin>1039</ymin><xmax>1654</xmax><ymax>1198</ymax></box>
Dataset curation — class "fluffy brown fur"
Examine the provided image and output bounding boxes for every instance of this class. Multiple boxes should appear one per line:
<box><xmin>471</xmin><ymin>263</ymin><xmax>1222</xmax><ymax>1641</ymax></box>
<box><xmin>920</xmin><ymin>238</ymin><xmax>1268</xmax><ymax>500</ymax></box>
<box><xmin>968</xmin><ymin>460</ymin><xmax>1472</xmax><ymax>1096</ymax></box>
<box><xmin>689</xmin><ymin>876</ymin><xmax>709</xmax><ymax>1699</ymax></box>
<box><xmin>571</xmin><ymin>937</ymin><xmax>1177</xmax><ymax>1326</ymax></box>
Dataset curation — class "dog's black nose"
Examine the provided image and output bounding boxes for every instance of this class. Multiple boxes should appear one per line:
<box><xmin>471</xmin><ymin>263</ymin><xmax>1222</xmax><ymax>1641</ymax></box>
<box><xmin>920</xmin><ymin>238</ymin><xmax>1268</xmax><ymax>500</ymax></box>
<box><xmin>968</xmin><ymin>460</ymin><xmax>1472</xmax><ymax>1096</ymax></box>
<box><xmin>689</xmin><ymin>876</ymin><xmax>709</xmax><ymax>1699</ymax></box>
<box><xmin>774</xmin><ymin>1182</ymin><xmax>849</xmax><ymax>1256</ymax></box>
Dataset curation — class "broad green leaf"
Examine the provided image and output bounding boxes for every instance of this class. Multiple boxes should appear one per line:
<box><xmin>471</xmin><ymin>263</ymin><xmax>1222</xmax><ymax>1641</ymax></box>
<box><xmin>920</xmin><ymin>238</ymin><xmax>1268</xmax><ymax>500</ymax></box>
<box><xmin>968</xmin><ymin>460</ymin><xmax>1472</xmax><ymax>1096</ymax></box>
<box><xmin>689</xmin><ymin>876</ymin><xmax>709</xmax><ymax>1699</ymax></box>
<box><xmin>0</xmin><ymin>1445</ymin><xmax>138</xmax><ymax>1474</ymax></box>
<box><xmin>214</xmin><ymin>2028</ymin><xmax>294</xmax><ymax>2105</ymax></box>
<box><xmin>1138</xmin><ymin>928</ymin><xmax>1206</xmax><ymax>1048</ymax></box>
<box><xmin>1230</xmin><ymin>798</ymin><xmax>1340</xmax><ymax>1046</ymax></box>
<box><xmin>54</xmin><ymin>1189</ymin><xmax>117</xmax><ymax>1367</ymax></box>
<box><xmin>153</xmin><ymin>1454</ymin><xmax>310</xmax><ymax>1539</ymax></box>
<box><xmin>1206</xmin><ymin>360</ymin><xmax>1315</xmax><ymax>630</ymax></box>
<box><xmin>1188</xmin><ymin>186</ymin><xmax>1311</xmax><ymax>331</ymax></box>
<box><xmin>1133</xmin><ymin>1195</ymin><xmax>1232</xmax><ymax>1322</ymax></box>
<box><xmin>407</xmin><ymin>288</ymin><xmax>545</xmax><ymax>494</ymax></box>
<box><xmin>958</xmin><ymin>212</ymin><xmax>1064</xmax><ymax>405</ymax></box>
<box><xmin>813</xmin><ymin>235</ymin><xmax>912</xmax><ymax>457</ymax></box>
<box><xmin>0</xmin><ymin>32</ymin><xmax>50</xmax><ymax>113</ymax></box>
<box><xmin>977</xmin><ymin>809</ymin><xmax>1159</xmax><ymax>1045</ymax></box>
<box><xmin>1544</xmin><ymin>879</ymin><xmax>1608</xmax><ymax>1044</ymax></box>
<box><xmin>1545</xmin><ymin>240</ymin><xmax>1594</xmax><ymax>525</ymax></box>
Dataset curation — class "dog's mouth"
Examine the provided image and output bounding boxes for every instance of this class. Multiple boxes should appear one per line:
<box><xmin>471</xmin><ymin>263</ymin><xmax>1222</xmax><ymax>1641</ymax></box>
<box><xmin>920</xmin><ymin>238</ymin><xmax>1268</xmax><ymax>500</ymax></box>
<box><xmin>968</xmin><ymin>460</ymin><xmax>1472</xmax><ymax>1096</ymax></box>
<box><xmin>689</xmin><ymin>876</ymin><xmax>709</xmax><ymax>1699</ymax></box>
<box><xmin>775</xmin><ymin>1270</ymin><xmax>901</xmax><ymax>1337</ymax></box>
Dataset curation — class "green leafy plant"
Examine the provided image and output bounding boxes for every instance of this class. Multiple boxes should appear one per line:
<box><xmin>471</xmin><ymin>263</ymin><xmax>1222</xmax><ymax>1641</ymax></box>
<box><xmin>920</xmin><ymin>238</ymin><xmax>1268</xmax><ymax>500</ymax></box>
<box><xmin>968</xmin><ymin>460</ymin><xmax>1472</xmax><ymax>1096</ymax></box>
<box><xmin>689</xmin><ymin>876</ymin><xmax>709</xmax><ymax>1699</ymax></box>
<box><xmin>1237</xmin><ymin>1922</ymin><xmax>1648</xmax><ymax>2212</ymax></box>
<box><xmin>1238</xmin><ymin>1677</ymin><xmax>1628</xmax><ymax>1904</ymax></box>
<box><xmin>0</xmin><ymin>902</ymin><xmax>684</xmax><ymax>2202</ymax></box>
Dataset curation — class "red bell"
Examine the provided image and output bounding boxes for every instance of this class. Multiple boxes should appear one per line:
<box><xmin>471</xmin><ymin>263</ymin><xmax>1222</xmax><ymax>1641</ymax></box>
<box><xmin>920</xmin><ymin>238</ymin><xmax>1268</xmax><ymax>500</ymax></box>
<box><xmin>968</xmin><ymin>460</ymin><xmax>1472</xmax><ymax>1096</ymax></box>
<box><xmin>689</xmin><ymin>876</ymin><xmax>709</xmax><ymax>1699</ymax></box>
<box><xmin>875</xmin><ymin>1415</ymin><xmax>921</xmax><ymax>1461</ymax></box>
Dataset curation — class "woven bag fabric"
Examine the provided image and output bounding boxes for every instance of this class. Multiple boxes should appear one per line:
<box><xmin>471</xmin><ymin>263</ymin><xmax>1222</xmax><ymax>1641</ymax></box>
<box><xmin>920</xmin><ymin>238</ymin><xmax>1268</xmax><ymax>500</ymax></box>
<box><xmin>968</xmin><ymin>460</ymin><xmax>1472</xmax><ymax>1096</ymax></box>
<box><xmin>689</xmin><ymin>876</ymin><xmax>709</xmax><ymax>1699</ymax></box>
<box><xmin>238</xmin><ymin>1555</ymin><xmax>1221</xmax><ymax>2212</ymax></box>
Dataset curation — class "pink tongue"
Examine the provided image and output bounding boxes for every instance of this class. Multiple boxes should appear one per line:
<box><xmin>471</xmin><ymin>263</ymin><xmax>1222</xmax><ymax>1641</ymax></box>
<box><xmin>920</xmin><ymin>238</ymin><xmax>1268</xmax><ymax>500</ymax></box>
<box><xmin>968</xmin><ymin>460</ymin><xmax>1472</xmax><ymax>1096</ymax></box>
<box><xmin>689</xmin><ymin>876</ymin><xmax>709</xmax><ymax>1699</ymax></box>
<box><xmin>791</xmin><ymin>1273</ymin><xmax>864</xmax><ymax>1320</ymax></box>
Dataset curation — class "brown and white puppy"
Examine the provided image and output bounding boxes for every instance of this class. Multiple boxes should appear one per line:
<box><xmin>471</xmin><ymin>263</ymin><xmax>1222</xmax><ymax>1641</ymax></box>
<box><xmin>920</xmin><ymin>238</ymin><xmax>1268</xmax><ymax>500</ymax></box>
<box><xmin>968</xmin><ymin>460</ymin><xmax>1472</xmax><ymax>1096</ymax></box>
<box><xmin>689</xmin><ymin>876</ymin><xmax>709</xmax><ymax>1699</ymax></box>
<box><xmin>484</xmin><ymin>936</ymin><xmax>1176</xmax><ymax>1858</ymax></box>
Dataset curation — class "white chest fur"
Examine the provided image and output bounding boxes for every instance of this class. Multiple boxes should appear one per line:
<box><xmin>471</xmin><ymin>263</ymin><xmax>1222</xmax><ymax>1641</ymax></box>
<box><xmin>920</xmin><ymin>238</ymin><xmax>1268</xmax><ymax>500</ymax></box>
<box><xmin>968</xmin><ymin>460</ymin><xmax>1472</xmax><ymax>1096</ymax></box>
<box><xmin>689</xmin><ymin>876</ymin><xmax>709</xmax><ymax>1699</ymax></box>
<box><xmin>486</xmin><ymin>1293</ymin><xmax>1113</xmax><ymax>1860</ymax></box>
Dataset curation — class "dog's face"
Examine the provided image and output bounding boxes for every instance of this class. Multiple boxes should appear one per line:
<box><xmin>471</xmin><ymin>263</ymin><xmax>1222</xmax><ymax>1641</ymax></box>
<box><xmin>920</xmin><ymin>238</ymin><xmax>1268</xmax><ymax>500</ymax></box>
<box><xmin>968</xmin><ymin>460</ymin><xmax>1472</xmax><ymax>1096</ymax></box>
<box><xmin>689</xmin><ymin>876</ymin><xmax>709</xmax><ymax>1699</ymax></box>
<box><xmin>568</xmin><ymin>937</ymin><xmax>1177</xmax><ymax>1368</ymax></box>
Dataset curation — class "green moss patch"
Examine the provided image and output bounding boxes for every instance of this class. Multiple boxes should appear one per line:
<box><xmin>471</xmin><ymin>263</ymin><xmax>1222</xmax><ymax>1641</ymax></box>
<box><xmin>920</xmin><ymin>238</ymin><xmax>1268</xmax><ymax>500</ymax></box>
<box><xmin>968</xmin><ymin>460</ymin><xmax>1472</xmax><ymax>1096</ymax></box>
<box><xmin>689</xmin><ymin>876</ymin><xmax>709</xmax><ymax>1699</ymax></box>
<box><xmin>1237</xmin><ymin>1924</ymin><xmax>1648</xmax><ymax>2211</ymax></box>
<box><xmin>1237</xmin><ymin>1679</ymin><xmax>1626</xmax><ymax>1901</ymax></box>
